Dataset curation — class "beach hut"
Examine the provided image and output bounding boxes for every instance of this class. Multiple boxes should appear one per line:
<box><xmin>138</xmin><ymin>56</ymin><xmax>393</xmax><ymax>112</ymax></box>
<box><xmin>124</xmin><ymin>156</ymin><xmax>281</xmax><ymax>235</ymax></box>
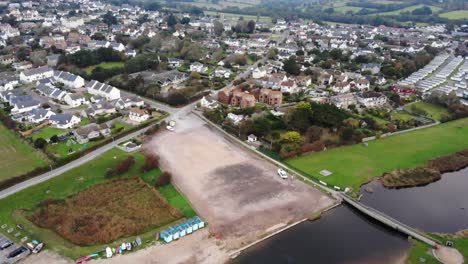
<box><xmin>185</xmin><ymin>221</ymin><xmax>193</xmax><ymax>234</ymax></box>
<box><xmin>190</xmin><ymin>219</ymin><xmax>198</xmax><ymax>231</ymax></box>
<box><xmin>170</xmin><ymin>227</ymin><xmax>180</xmax><ymax>240</ymax></box>
<box><xmin>160</xmin><ymin>230</ymin><xmax>173</xmax><ymax>243</ymax></box>
<box><xmin>179</xmin><ymin>223</ymin><xmax>187</xmax><ymax>237</ymax></box>
<box><xmin>193</xmin><ymin>216</ymin><xmax>205</xmax><ymax>229</ymax></box>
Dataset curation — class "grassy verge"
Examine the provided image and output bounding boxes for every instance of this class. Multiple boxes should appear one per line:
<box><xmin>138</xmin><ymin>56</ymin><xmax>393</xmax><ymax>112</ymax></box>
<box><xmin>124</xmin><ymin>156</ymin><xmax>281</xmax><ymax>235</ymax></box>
<box><xmin>286</xmin><ymin>118</ymin><xmax>468</xmax><ymax>191</ymax></box>
<box><xmin>439</xmin><ymin>10</ymin><xmax>468</xmax><ymax>20</ymax></box>
<box><xmin>406</xmin><ymin>240</ymin><xmax>439</xmax><ymax>264</ymax></box>
<box><xmin>0</xmin><ymin>122</ymin><xmax>49</xmax><ymax>182</ymax></box>
<box><xmin>0</xmin><ymin>148</ymin><xmax>195</xmax><ymax>260</ymax></box>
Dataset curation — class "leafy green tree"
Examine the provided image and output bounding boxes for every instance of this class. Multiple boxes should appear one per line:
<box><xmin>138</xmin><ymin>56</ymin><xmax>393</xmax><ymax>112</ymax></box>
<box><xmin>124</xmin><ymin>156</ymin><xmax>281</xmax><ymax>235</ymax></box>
<box><xmin>166</xmin><ymin>14</ymin><xmax>178</xmax><ymax>28</ymax></box>
<box><xmin>34</xmin><ymin>138</ymin><xmax>47</xmax><ymax>149</ymax></box>
<box><xmin>283</xmin><ymin>56</ymin><xmax>301</xmax><ymax>75</ymax></box>
<box><xmin>102</xmin><ymin>11</ymin><xmax>117</xmax><ymax>26</ymax></box>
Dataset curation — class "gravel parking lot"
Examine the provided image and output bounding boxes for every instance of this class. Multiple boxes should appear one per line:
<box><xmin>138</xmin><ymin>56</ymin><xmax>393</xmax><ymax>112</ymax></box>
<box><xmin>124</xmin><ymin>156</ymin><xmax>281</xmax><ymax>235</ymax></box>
<box><xmin>145</xmin><ymin>113</ymin><xmax>334</xmax><ymax>250</ymax></box>
<box><xmin>0</xmin><ymin>233</ymin><xmax>30</xmax><ymax>264</ymax></box>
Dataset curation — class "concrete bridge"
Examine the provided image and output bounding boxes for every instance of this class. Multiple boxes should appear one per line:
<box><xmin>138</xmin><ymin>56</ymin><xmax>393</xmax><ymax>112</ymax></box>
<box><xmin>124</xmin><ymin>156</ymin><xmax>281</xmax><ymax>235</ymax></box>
<box><xmin>338</xmin><ymin>193</ymin><xmax>440</xmax><ymax>247</ymax></box>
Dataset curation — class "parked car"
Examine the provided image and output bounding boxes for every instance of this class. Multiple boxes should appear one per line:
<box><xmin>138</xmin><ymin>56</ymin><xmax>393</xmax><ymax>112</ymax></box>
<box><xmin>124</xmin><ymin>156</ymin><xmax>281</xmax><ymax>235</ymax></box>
<box><xmin>277</xmin><ymin>168</ymin><xmax>288</xmax><ymax>179</ymax></box>
<box><xmin>7</xmin><ymin>246</ymin><xmax>28</xmax><ymax>258</ymax></box>
<box><xmin>0</xmin><ymin>240</ymin><xmax>13</xmax><ymax>250</ymax></box>
<box><xmin>166</xmin><ymin>126</ymin><xmax>175</xmax><ymax>131</ymax></box>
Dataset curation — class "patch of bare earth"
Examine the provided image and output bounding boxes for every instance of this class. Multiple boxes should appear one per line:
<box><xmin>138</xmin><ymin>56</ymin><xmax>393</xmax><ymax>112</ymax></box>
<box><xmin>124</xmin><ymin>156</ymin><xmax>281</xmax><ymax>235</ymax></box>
<box><xmin>145</xmin><ymin>114</ymin><xmax>334</xmax><ymax>251</ymax></box>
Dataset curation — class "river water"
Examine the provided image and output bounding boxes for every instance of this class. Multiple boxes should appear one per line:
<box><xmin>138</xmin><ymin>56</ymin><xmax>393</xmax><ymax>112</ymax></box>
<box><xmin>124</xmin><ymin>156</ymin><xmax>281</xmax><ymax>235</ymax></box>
<box><xmin>233</xmin><ymin>168</ymin><xmax>468</xmax><ymax>264</ymax></box>
<box><xmin>231</xmin><ymin>205</ymin><xmax>410</xmax><ymax>264</ymax></box>
<box><xmin>360</xmin><ymin>168</ymin><xmax>468</xmax><ymax>234</ymax></box>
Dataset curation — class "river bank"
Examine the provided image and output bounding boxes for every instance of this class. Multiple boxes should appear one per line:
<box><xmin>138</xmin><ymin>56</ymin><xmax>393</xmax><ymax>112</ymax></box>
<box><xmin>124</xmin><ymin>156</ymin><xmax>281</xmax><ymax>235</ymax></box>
<box><xmin>380</xmin><ymin>148</ymin><xmax>468</xmax><ymax>188</ymax></box>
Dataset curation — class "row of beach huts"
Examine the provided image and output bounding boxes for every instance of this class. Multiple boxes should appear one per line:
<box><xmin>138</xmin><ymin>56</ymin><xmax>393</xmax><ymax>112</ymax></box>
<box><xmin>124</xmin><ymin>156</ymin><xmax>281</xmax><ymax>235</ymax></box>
<box><xmin>159</xmin><ymin>216</ymin><xmax>205</xmax><ymax>243</ymax></box>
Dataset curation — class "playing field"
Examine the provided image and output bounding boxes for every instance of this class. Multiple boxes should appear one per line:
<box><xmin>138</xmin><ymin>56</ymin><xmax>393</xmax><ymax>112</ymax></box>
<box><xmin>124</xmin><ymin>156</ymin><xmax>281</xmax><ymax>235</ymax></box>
<box><xmin>403</xmin><ymin>101</ymin><xmax>450</xmax><ymax>121</ymax></box>
<box><xmin>286</xmin><ymin>118</ymin><xmax>468</xmax><ymax>191</ymax></box>
<box><xmin>0</xmin><ymin>122</ymin><xmax>48</xmax><ymax>182</ymax></box>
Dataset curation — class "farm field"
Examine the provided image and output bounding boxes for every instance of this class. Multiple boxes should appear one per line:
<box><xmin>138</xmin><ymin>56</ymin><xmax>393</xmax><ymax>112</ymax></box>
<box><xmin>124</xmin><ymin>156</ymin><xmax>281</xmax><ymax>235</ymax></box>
<box><xmin>376</xmin><ymin>4</ymin><xmax>442</xmax><ymax>16</ymax></box>
<box><xmin>0</xmin><ymin>122</ymin><xmax>48</xmax><ymax>183</ymax></box>
<box><xmin>84</xmin><ymin>62</ymin><xmax>125</xmax><ymax>75</ymax></box>
<box><xmin>168</xmin><ymin>0</ymin><xmax>253</xmax><ymax>9</ymax></box>
<box><xmin>286</xmin><ymin>118</ymin><xmax>468</xmax><ymax>191</ymax></box>
<box><xmin>0</xmin><ymin>148</ymin><xmax>194</xmax><ymax>259</ymax></box>
<box><xmin>204</xmin><ymin>11</ymin><xmax>272</xmax><ymax>23</ymax></box>
<box><xmin>403</xmin><ymin>101</ymin><xmax>450</xmax><ymax>121</ymax></box>
<box><xmin>439</xmin><ymin>10</ymin><xmax>468</xmax><ymax>20</ymax></box>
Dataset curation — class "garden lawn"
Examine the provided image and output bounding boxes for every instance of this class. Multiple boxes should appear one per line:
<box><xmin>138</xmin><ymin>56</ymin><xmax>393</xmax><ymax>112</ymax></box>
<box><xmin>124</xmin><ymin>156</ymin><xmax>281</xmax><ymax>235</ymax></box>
<box><xmin>391</xmin><ymin>111</ymin><xmax>415</xmax><ymax>122</ymax></box>
<box><xmin>0</xmin><ymin>122</ymin><xmax>48</xmax><ymax>182</ymax></box>
<box><xmin>286</xmin><ymin>118</ymin><xmax>468</xmax><ymax>191</ymax></box>
<box><xmin>29</xmin><ymin>127</ymin><xmax>67</xmax><ymax>141</ymax></box>
<box><xmin>439</xmin><ymin>10</ymin><xmax>468</xmax><ymax>20</ymax></box>
<box><xmin>404</xmin><ymin>101</ymin><xmax>450</xmax><ymax>121</ymax></box>
<box><xmin>0</xmin><ymin>148</ymin><xmax>194</xmax><ymax>259</ymax></box>
<box><xmin>84</xmin><ymin>62</ymin><xmax>125</xmax><ymax>75</ymax></box>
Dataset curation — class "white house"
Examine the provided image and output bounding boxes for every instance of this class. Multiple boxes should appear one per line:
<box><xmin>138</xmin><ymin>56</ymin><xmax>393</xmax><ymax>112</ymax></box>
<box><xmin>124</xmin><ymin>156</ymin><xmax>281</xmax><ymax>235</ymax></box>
<box><xmin>168</xmin><ymin>58</ymin><xmax>182</xmax><ymax>68</ymax></box>
<box><xmin>214</xmin><ymin>67</ymin><xmax>231</xmax><ymax>78</ymax></box>
<box><xmin>252</xmin><ymin>67</ymin><xmax>267</xmax><ymax>79</ymax></box>
<box><xmin>200</xmin><ymin>96</ymin><xmax>219</xmax><ymax>109</ymax></box>
<box><xmin>20</xmin><ymin>66</ymin><xmax>54</xmax><ymax>83</ymax></box>
<box><xmin>128</xmin><ymin>108</ymin><xmax>149</xmax><ymax>123</ymax></box>
<box><xmin>226</xmin><ymin>113</ymin><xmax>243</xmax><ymax>125</ymax></box>
<box><xmin>190</xmin><ymin>62</ymin><xmax>208</xmax><ymax>73</ymax></box>
<box><xmin>110</xmin><ymin>42</ymin><xmax>126</xmax><ymax>52</ymax></box>
<box><xmin>280</xmin><ymin>80</ymin><xmax>299</xmax><ymax>93</ymax></box>
<box><xmin>54</xmin><ymin>71</ymin><xmax>85</xmax><ymax>88</ymax></box>
<box><xmin>86</xmin><ymin>80</ymin><xmax>121</xmax><ymax>101</ymax></box>
<box><xmin>356</xmin><ymin>91</ymin><xmax>387</xmax><ymax>108</ymax></box>
<box><xmin>64</xmin><ymin>93</ymin><xmax>88</xmax><ymax>107</ymax></box>
<box><xmin>28</xmin><ymin>108</ymin><xmax>55</xmax><ymax>123</ymax></box>
<box><xmin>332</xmin><ymin>82</ymin><xmax>351</xmax><ymax>93</ymax></box>
<box><xmin>49</xmin><ymin>114</ymin><xmax>81</xmax><ymax>129</ymax></box>
<box><xmin>11</xmin><ymin>99</ymin><xmax>40</xmax><ymax>114</ymax></box>
<box><xmin>356</xmin><ymin>79</ymin><xmax>370</xmax><ymax>90</ymax></box>
<box><xmin>0</xmin><ymin>72</ymin><xmax>19</xmax><ymax>92</ymax></box>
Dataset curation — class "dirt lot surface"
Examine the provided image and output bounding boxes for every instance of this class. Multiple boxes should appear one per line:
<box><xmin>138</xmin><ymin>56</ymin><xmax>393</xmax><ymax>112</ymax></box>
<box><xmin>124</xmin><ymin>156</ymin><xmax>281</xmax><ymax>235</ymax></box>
<box><xmin>145</xmin><ymin>113</ymin><xmax>335</xmax><ymax>250</ymax></box>
<box><xmin>22</xmin><ymin>250</ymin><xmax>73</xmax><ymax>264</ymax></box>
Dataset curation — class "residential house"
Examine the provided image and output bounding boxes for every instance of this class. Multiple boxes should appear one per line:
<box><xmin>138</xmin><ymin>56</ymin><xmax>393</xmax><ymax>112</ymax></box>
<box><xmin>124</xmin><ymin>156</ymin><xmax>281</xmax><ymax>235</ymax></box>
<box><xmin>0</xmin><ymin>72</ymin><xmax>19</xmax><ymax>92</ymax></box>
<box><xmin>0</xmin><ymin>55</ymin><xmax>16</xmax><ymax>65</ymax></box>
<box><xmin>190</xmin><ymin>62</ymin><xmax>208</xmax><ymax>73</ymax></box>
<box><xmin>318</xmin><ymin>73</ymin><xmax>333</xmax><ymax>85</ymax></box>
<box><xmin>226</xmin><ymin>113</ymin><xmax>243</xmax><ymax>125</ymax></box>
<box><xmin>214</xmin><ymin>67</ymin><xmax>232</xmax><ymax>78</ymax></box>
<box><xmin>280</xmin><ymin>80</ymin><xmax>299</xmax><ymax>93</ymax></box>
<box><xmin>19</xmin><ymin>66</ymin><xmax>54</xmax><ymax>83</ymax></box>
<box><xmin>361</xmin><ymin>63</ymin><xmax>381</xmax><ymax>74</ymax></box>
<box><xmin>36</xmin><ymin>84</ymin><xmax>67</xmax><ymax>100</ymax></box>
<box><xmin>12</xmin><ymin>61</ymin><xmax>33</xmax><ymax>71</ymax></box>
<box><xmin>356</xmin><ymin>91</ymin><xmax>387</xmax><ymax>108</ymax></box>
<box><xmin>28</xmin><ymin>108</ymin><xmax>55</xmax><ymax>123</ymax></box>
<box><xmin>11</xmin><ymin>98</ymin><xmax>40</xmax><ymax>114</ymax></box>
<box><xmin>114</xmin><ymin>96</ymin><xmax>145</xmax><ymax>109</ymax></box>
<box><xmin>64</xmin><ymin>93</ymin><xmax>87</xmax><ymax>107</ymax></box>
<box><xmin>330</xmin><ymin>93</ymin><xmax>357</xmax><ymax>109</ymax></box>
<box><xmin>200</xmin><ymin>95</ymin><xmax>219</xmax><ymax>109</ymax></box>
<box><xmin>54</xmin><ymin>71</ymin><xmax>85</xmax><ymax>88</ymax></box>
<box><xmin>49</xmin><ymin>114</ymin><xmax>81</xmax><ymax>129</ymax></box>
<box><xmin>73</xmin><ymin>123</ymin><xmax>110</xmax><ymax>144</ymax></box>
<box><xmin>356</xmin><ymin>79</ymin><xmax>370</xmax><ymax>90</ymax></box>
<box><xmin>86</xmin><ymin>80</ymin><xmax>121</xmax><ymax>101</ymax></box>
<box><xmin>258</xmin><ymin>88</ymin><xmax>283</xmax><ymax>106</ymax></box>
<box><xmin>252</xmin><ymin>67</ymin><xmax>267</xmax><ymax>79</ymax></box>
<box><xmin>168</xmin><ymin>58</ymin><xmax>182</xmax><ymax>68</ymax></box>
<box><xmin>128</xmin><ymin>108</ymin><xmax>149</xmax><ymax>123</ymax></box>
<box><xmin>83</xmin><ymin>102</ymin><xmax>117</xmax><ymax>117</ymax></box>
<box><xmin>46</xmin><ymin>54</ymin><xmax>60</xmax><ymax>67</ymax></box>
<box><xmin>331</xmin><ymin>82</ymin><xmax>351</xmax><ymax>93</ymax></box>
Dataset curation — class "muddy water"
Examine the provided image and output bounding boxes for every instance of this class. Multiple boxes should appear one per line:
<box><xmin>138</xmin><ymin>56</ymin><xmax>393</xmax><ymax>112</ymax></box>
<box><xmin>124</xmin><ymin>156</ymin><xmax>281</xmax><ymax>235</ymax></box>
<box><xmin>231</xmin><ymin>205</ymin><xmax>410</xmax><ymax>264</ymax></box>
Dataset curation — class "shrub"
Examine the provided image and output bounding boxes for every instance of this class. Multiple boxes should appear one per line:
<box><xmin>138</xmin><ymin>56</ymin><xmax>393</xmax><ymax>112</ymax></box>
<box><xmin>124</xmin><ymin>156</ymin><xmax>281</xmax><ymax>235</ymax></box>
<box><xmin>155</xmin><ymin>171</ymin><xmax>171</xmax><ymax>187</ymax></box>
<box><xmin>141</xmin><ymin>153</ymin><xmax>159</xmax><ymax>172</ymax></box>
<box><xmin>114</xmin><ymin>156</ymin><xmax>135</xmax><ymax>175</ymax></box>
<box><xmin>34</xmin><ymin>138</ymin><xmax>47</xmax><ymax>149</ymax></box>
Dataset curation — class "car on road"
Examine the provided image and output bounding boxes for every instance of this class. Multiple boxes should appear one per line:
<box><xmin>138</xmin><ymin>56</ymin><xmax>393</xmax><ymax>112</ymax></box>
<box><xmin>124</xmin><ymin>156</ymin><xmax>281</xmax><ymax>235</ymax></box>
<box><xmin>166</xmin><ymin>126</ymin><xmax>175</xmax><ymax>131</ymax></box>
<box><xmin>0</xmin><ymin>240</ymin><xmax>13</xmax><ymax>250</ymax></box>
<box><xmin>7</xmin><ymin>246</ymin><xmax>28</xmax><ymax>259</ymax></box>
<box><xmin>277</xmin><ymin>168</ymin><xmax>288</xmax><ymax>179</ymax></box>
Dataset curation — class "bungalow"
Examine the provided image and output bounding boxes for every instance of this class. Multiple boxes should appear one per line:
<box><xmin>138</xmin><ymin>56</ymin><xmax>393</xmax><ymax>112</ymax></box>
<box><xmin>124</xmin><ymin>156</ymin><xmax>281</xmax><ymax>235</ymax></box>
<box><xmin>36</xmin><ymin>84</ymin><xmax>67</xmax><ymax>100</ymax></box>
<box><xmin>114</xmin><ymin>96</ymin><xmax>145</xmax><ymax>109</ymax></box>
<box><xmin>226</xmin><ymin>113</ymin><xmax>244</xmax><ymax>125</ymax></box>
<box><xmin>64</xmin><ymin>93</ymin><xmax>87</xmax><ymax>107</ymax></box>
<box><xmin>190</xmin><ymin>62</ymin><xmax>208</xmax><ymax>73</ymax></box>
<box><xmin>318</xmin><ymin>73</ymin><xmax>333</xmax><ymax>85</ymax></box>
<box><xmin>83</xmin><ymin>102</ymin><xmax>116</xmax><ymax>117</ymax></box>
<box><xmin>356</xmin><ymin>91</ymin><xmax>387</xmax><ymax>108</ymax></box>
<box><xmin>49</xmin><ymin>114</ymin><xmax>81</xmax><ymax>129</ymax></box>
<box><xmin>110</xmin><ymin>42</ymin><xmax>126</xmax><ymax>52</ymax></box>
<box><xmin>86</xmin><ymin>80</ymin><xmax>121</xmax><ymax>101</ymax></box>
<box><xmin>0</xmin><ymin>72</ymin><xmax>19</xmax><ymax>92</ymax></box>
<box><xmin>12</xmin><ymin>61</ymin><xmax>33</xmax><ymax>71</ymax></box>
<box><xmin>330</xmin><ymin>93</ymin><xmax>356</xmax><ymax>109</ymax></box>
<box><xmin>54</xmin><ymin>71</ymin><xmax>85</xmax><ymax>88</ymax></box>
<box><xmin>19</xmin><ymin>66</ymin><xmax>54</xmax><ymax>83</ymax></box>
<box><xmin>200</xmin><ymin>95</ymin><xmax>219</xmax><ymax>109</ymax></box>
<box><xmin>252</xmin><ymin>67</ymin><xmax>267</xmax><ymax>79</ymax></box>
<box><xmin>73</xmin><ymin>123</ymin><xmax>110</xmax><ymax>144</ymax></box>
<box><xmin>128</xmin><ymin>108</ymin><xmax>149</xmax><ymax>123</ymax></box>
<box><xmin>10</xmin><ymin>97</ymin><xmax>40</xmax><ymax>114</ymax></box>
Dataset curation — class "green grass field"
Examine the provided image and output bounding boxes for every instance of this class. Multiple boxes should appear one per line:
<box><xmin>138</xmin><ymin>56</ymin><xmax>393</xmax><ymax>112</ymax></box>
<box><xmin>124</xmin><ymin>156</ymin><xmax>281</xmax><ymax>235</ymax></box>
<box><xmin>404</xmin><ymin>102</ymin><xmax>450</xmax><ymax>121</ymax></box>
<box><xmin>84</xmin><ymin>62</ymin><xmax>125</xmax><ymax>75</ymax></box>
<box><xmin>0</xmin><ymin>122</ymin><xmax>49</xmax><ymax>182</ymax></box>
<box><xmin>391</xmin><ymin>111</ymin><xmax>415</xmax><ymax>122</ymax></box>
<box><xmin>204</xmin><ymin>11</ymin><xmax>272</xmax><ymax>23</ymax></box>
<box><xmin>0</xmin><ymin>148</ymin><xmax>195</xmax><ymax>259</ymax></box>
<box><xmin>439</xmin><ymin>10</ymin><xmax>468</xmax><ymax>20</ymax></box>
<box><xmin>376</xmin><ymin>4</ymin><xmax>442</xmax><ymax>16</ymax></box>
<box><xmin>286</xmin><ymin>118</ymin><xmax>468</xmax><ymax>191</ymax></box>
